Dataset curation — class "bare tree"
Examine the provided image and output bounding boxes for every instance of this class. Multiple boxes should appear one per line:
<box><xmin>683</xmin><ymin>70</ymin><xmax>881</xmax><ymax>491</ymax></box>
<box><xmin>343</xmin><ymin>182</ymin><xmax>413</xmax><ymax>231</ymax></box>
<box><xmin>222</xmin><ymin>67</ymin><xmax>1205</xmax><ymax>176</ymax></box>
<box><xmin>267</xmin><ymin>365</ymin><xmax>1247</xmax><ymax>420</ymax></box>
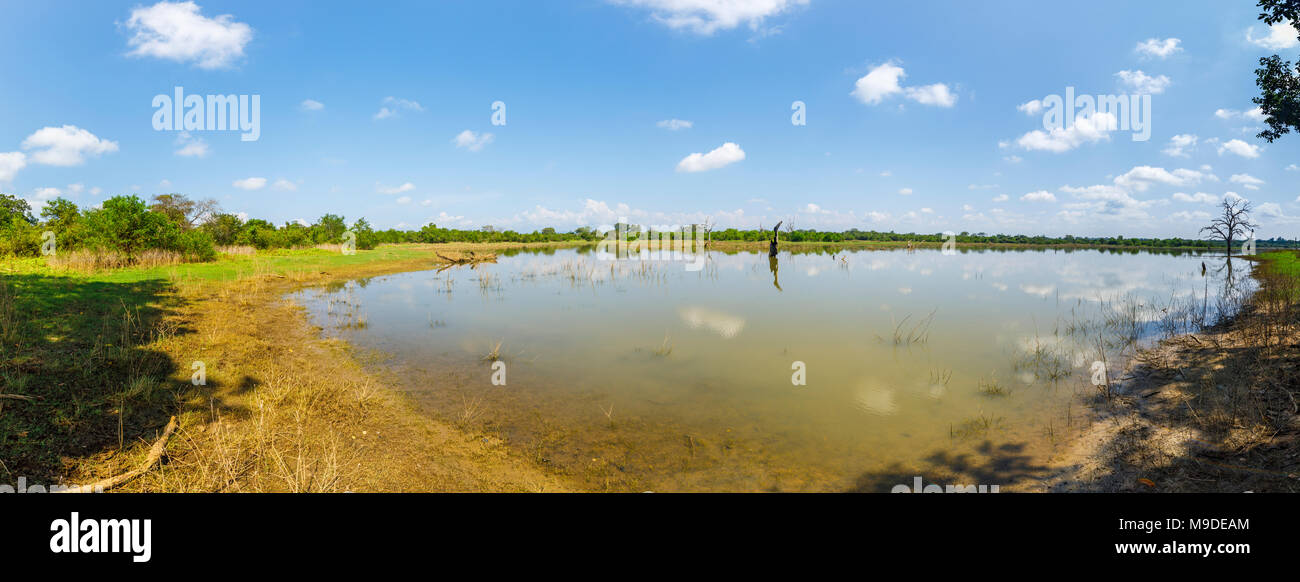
<box><xmin>150</xmin><ymin>194</ymin><xmax>220</xmax><ymax>229</ymax></box>
<box><xmin>1200</xmin><ymin>198</ymin><xmax>1259</xmax><ymax>257</ymax></box>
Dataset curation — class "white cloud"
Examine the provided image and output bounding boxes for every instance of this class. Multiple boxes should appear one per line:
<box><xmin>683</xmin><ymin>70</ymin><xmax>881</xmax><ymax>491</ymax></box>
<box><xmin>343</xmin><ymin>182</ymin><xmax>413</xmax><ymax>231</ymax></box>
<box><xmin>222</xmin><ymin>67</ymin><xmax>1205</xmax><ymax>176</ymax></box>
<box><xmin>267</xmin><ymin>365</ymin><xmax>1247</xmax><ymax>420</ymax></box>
<box><xmin>300</xmin><ymin>99</ymin><xmax>325</xmax><ymax>111</ymax></box>
<box><xmin>1003</xmin><ymin>155</ymin><xmax>1023</xmax><ymax>164</ymax></box>
<box><xmin>1016</xmin><ymin>112</ymin><xmax>1116</xmax><ymax>152</ymax></box>
<box><xmin>0</xmin><ymin>152</ymin><xmax>26</xmax><ymax>182</ymax></box>
<box><xmin>1246</xmin><ymin>19</ymin><xmax>1299</xmax><ymax>50</ymax></box>
<box><xmin>377</xmin><ymin>182</ymin><xmax>415</xmax><ymax>195</ymax></box>
<box><xmin>1162</xmin><ymin>133</ymin><xmax>1197</xmax><ymax>157</ymax></box>
<box><xmin>1171</xmin><ymin>192</ymin><xmax>1217</xmax><ymax>204</ymax></box>
<box><xmin>374</xmin><ymin>96</ymin><xmax>424</xmax><ymax>120</ymax></box>
<box><xmin>1113</xmin><ymin>166</ymin><xmax>1211</xmax><ymax>192</ymax></box>
<box><xmin>1286</xmin><ymin>164</ymin><xmax>1298</xmax><ymax>171</ymax></box>
<box><xmin>656</xmin><ymin>118</ymin><xmax>693</xmax><ymax>130</ymax></box>
<box><xmin>395</xmin><ymin>196</ymin><xmax>412</xmax><ymax>205</ymax></box>
<box><xmin>676</xmin><ymin>142</ymin><xmax>745</xmax><ymax>172</ymax></box>
<box><xmin>1115</xmin><ymin>70</ymin><xmax>1171</xmax><ymax>94</ymax></box>
<box><xmin>1218</xmin><ymin>139</ymin><xmax>1261</xmax><ymax>158</ymax></box>
<box><xmin>1171</xmin><ymin>210</ymin><xmax>1211</xmax><ymax>221</ymax></box>
<box><xmin>232</xmin><ymin>177</ymin><xmax>266</xmax><ymax>190</ymax></box>
<box><xmin>124</xmin><ymin>1</ymin><xmax>253</xmax><ymax>69</ymax></box>
<box><xmin>1135</xmin><ymin>37</ymin><xmax>1182</xmax><ymax>59</ymax></box>
<box><xmin>1229</xmin><ymin>173</ymin><xmax>1265</xmax><ymax>190</ymax></box>
<box><xmin>897</xmin><ymin>188</ymin><xmax>913</xmax><ymax>196</ymax></box>
<box><xmin>32</xmin><ymin>187</ymin><xmax>62</xmax><ymax>201</ymax></box>
<box><xmin>174</xmin><ymin>131</ymin><xmax>209</xmax><ymax>157</ymax></box>
<box><xmin>851</xmin><ymin>62</ymin><xmax>904</xmax><ymax>105</ymax></box>
<box><xmin>1020</xmin><ymin>190</ymin><xmax>1056</xmax><ymax>202</ymax></box>
<box><xmin>612</xmin><ymin>0</ymin><xmax>809</xmax><ymax>35</ymax></box>
<box><xmin>1215</xmin><ymin>107</ymin><xmax>1267</xmax><ymax>122</ymax></box>
<box><xmin>1017</xmin><ymin>99</ymin><xmax>1045</xmax><ymax>115</ymax></box>
<box><xmin>904</xmin><ymin>83</ymin><xmax>957</xmax><ymax>107</ymax></box>
<box><xmin>272</xmin><ymin>179</ymin><xmax>298</xmax><ymax>191</ymax></box>
<box><xmin>851</xmin><ymin>62</ymin><xmax>956</xmax><ymax>107</ymax></box>
<box><xmin>992</xmin><ymin>194</ymin><xmax>1009</xmax><ymax>202</ymax></box>
<box><xmin>453</xmin><ymin>130</ymin><xmax>495</xmax><ymax>152</ymax></box>
<box><xmin>21</xmin><ymin>125</ymin><xmax>119</xmax><ymax>166</ymax></box>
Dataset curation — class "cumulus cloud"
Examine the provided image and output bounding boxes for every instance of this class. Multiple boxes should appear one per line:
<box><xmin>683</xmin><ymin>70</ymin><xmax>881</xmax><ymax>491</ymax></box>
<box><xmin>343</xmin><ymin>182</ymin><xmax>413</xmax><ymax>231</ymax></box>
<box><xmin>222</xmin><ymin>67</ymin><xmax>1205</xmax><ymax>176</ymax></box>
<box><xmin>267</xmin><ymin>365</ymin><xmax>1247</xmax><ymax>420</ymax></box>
<box><xmin>656</xmin><ymin>118</ymin><xmax>693</xmax><ymax>130</ymax></box>
<box><xmin>21</xmin><ymin>125</ymin><xmax>119</xmax><ymax>166</ymax></box>
<box><xmin>1229</xmin><ymin>173</ymin><xmax>1264</xmax><ymax>190</ymax></box>
<box><xmin>1112</xmin><ymin>166</ymin><xmax>1212</xmax><ymax>192</ymax></box>
<box><xmin>124</xmin><ymin>1</ymin><xmax>253</xmax><ymax>69</ymax></box>
<box><xmin>1021</xmin><ymin>190</ymin><xmax>1057</xmax><ymax>202</ymax></box>
<box><xmin>1218</xmin><ymin>139</ymin><xmax>1261</xmax><ymax>158</ymax></box>
<box><xmin>0</xmin><ymin>152</ymin><xmax>26</xmax><ymax>182</ymax></box>
<box><xmin>1017</xmin><ymin>99</ymin><xmax>1045</xmax><ymax>115</ymax></box>
<box><xmin>1016</xmin><ymin>112</ymin><xmax>1116</xmax><ymax>152</ymax></box>
<box><xmin>851</xmin><ymin>62</ymin><xmax>956</xmax><ymax>107</ymax></box>
<box><xmin>1135</xmin><ymin>37</ymin><xmax>1182</xmax><ymax>59</ymax></box>
<box><xmin>453</xmin><ymin>130</ymin><xmax>495</xmax><ymax>152</ymax></box>
<box><xmin>904</xmin><ymin>83</ymin><xmax>957</xmax><ymax>107</ymax></box>
<box><xmin>1215</xmin><ymin>107</ymin><xmax>1267</xmax><ymax>122</ymax></box>
<box><xmin>897</xmin><ymin>188</ymin><xmax>913</xmax><ymax>196</ymax></box>
<box><xmin>272</xmin><ymin>179</ymin><xmax>298</xmax><ymax>191</ymax></box>
<box><xmin>612</xmin><ymin>0</ymin><xmax>809</xmax><ymax>35</ymax></box>
<box><xmin>1162</xmin><ymin>133</ymin><xmax>1197</xmax><ymax>157</ymax></box>
<box><xmin>1246</xmin><ymin>19</ymin><xmax>1299</xmax><ymax>50</ymax></box>
<box><xmin>1115</xmin><ymin>70</ymin><xmax>1171</xmax><ymax>94</ymax></box>
<box><xmin>174</xmin><ymin>131</ymin><xmax>209</xmax><ymax>157</ymax></box>
<box><xmin>232</xmin><ymin>177</ymin><xmax>266</xmax><ymax>190</ymax></box>
<box><xmin>1171</xmin><ymin>192</ymin><xmax>1217</xmax><ymax>204</ymax></box>
<box><xmin>676</xmin><ymin>142</ymin><xmax>745</xmax><ymax>172</ymax></box>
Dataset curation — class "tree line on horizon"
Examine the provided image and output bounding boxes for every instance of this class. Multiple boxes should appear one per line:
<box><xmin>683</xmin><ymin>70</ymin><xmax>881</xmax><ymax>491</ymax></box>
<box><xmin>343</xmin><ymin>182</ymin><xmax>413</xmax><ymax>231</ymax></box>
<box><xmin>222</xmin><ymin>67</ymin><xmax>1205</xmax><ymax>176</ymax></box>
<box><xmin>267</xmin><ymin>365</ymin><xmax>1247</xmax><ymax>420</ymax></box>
<box><xmin>3</xmin><ymin>192</ymin><xmax>1297</xmax><ymax>264</ymax></box>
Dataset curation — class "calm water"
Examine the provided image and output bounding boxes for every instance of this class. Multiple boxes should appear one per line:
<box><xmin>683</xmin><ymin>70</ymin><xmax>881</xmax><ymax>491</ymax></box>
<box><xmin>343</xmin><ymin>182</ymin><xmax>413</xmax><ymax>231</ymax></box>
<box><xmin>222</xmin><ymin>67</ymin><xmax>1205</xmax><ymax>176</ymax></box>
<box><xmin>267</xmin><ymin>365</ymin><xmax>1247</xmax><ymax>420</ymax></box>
<box><xmin>292</xmin><ymin>246</ymin><xmax>1252</xmax><ymax>491</ymax></box>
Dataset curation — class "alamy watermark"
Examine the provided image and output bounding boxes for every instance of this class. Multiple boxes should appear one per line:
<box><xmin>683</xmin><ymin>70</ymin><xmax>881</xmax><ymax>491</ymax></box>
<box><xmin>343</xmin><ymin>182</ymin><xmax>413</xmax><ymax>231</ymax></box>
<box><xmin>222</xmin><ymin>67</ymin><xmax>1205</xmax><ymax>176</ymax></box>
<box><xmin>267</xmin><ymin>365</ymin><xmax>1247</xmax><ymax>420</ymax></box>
<box><xmin>596</xmin><ymin>218</ymin><xmax>707</xmax><ymax>272</ymax></box>
<box><xmin>1035</xmin><ymin>87</ymin><xmax>1151</xmax><ymax>142</ymax></box>
<box><xmin>152</xmin><ymin>86</ymin><xmax>260</xmax><ymax>142</ymax></box>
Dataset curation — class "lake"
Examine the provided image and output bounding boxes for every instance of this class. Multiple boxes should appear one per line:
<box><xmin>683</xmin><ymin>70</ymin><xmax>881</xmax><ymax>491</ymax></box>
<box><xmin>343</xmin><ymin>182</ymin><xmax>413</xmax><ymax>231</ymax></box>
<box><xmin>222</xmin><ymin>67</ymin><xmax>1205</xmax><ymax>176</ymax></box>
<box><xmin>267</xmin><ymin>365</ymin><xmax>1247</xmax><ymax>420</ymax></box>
<box><xmin>292</xmin><ymin>245</ymin><xmax>1253</xmax><ymax>492</ymax></box>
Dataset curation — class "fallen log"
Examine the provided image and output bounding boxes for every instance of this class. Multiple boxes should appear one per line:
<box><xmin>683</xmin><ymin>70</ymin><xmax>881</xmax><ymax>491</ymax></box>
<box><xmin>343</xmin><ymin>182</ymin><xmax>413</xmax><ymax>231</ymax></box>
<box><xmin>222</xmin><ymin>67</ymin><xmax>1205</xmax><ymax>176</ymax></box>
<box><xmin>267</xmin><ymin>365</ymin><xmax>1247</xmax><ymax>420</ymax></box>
<box><xmin>58</xmin><ymin>416</ymin><xmax>178</xmax><ymax>493</ymax></box>
<box><xmin>436</xmin><ymin>251</ymin><xmax>498</xmax><ymax>264</ymax></box>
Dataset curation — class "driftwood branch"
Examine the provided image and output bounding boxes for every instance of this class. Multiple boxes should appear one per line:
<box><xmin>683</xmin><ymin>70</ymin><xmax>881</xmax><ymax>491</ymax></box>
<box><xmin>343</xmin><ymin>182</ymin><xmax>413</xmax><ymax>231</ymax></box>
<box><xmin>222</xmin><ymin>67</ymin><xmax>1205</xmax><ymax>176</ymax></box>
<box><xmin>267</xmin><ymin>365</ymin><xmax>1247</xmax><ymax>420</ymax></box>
<box><xmin>58</xmin><ymin>416</ymin><xmax>178</xmax><ymax>493</ymax></box>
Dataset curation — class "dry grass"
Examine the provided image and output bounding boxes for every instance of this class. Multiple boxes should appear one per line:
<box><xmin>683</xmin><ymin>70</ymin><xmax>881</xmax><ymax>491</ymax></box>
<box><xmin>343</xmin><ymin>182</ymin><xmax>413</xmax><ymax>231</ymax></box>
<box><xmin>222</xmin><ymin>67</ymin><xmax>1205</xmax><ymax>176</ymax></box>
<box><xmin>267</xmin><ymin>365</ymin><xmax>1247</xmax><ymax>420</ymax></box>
<box><xmin>217</xmin><ymin>245</ymin><xmax>256</xmax><ymax>256</ymax></box>
<box><xmin>47</xmin><ymin>249</ymin><xmax>197</xmax><ymax>272</ymax></box>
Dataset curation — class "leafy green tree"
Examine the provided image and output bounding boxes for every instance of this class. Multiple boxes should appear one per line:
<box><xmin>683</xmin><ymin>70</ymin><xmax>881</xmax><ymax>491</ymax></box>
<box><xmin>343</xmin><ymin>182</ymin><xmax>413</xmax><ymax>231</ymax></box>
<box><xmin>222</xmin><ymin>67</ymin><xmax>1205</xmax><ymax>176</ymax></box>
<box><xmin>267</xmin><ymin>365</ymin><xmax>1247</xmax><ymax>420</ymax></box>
<box><xmin>203</xmin><ymin>213</ymin><xmax>246</xmax><ymax>246</ymax></box>
<box><xmin>1254</xmin><ymin>0</ymin><xmax>1300</xmax><ymax>142</ymax></box>
<box><xmin>40</xmin><ymin>198</ymin><xmax>80</xmax><ymax>231</ymax></box>
<box><xmin>80</xmin><ymin>195</ymin><xmax>181</xmax><ymax>256</ymax></box>
<box><xmin>311</xmin><ymin>214</ymin><xmax>347</xmax><ymax>243</ymax></box>
<box><xmin>350</xmin><ymin>217</ymin><xmax>378</xmax><ymax>250</ymax></box>
<box><xmin>0</xmin><ymin>193</ymin><xmax>35</xmax><ymax>226</ymax></box>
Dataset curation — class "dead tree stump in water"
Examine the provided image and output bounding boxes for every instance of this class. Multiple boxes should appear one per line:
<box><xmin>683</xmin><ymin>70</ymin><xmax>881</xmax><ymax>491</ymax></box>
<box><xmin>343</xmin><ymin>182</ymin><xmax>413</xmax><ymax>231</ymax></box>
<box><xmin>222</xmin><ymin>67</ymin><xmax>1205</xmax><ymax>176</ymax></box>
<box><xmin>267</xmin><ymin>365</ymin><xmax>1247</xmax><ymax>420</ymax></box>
<box><xmin>769</xmin><ymin>221</ymin><xmax>782</xmax><ymax>257</ymax></box>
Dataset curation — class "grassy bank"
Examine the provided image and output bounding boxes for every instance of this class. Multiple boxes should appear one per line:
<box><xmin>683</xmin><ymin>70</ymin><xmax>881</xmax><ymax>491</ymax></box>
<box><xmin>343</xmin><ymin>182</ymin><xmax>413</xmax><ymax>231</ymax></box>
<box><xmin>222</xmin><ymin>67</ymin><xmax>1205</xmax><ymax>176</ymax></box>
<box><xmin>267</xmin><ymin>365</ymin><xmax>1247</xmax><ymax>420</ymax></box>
<box><xmin>1048</xmin><ymin>250</ymin><xmax>1300</xmax><ymax>492</ymax></box>
<box><xmin>1</xmin><ymin>242</ymin><xmax>580</xmax><ymax>491</ymax></box>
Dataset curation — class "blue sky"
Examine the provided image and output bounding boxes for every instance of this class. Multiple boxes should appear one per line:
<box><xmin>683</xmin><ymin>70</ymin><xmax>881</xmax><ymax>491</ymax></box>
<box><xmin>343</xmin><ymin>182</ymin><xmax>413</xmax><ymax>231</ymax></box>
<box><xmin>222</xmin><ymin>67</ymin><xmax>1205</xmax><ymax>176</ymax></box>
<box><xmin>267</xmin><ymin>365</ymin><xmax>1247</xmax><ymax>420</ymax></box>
<box><xmin>1</xmin><ymin>0</ymin><xmax>1297</xmax><ymax>237</ymax></box>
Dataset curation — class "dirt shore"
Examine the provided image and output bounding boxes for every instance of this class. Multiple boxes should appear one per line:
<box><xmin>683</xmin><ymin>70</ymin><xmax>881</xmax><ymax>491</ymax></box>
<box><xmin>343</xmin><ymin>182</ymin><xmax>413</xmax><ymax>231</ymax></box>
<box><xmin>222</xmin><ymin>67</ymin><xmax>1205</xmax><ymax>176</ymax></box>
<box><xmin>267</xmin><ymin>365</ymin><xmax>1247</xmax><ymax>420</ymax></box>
<box><xmin>64</xmin><ymin>243</ymin><xmax>577</xmax><ymax>492</ymax></box>
<box><xmin>1039</xmin><ymin>258</ymin><xmax>1300</xmax><ymax>492</ymax></box>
